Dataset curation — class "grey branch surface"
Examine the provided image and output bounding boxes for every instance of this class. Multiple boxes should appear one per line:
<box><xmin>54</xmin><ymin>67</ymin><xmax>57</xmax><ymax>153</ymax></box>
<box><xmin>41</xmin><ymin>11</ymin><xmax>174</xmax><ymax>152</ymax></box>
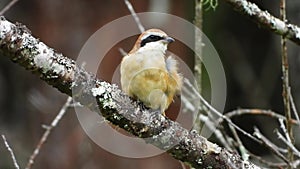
<box><xmin>0</xmin><ymin>16</ymin><xmax>260</xmax><ymax>169</ymax></box>
<box><xmin>222</xmin><ymin>0</ymin><xmax>300</xmax><ymax>45</ymax></box>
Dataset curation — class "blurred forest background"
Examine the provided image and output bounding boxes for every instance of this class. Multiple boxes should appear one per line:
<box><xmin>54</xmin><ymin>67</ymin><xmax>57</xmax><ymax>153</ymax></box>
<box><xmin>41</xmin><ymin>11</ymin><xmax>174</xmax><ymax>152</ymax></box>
<box><xmin>0</xmin><ymin>0</ymin><xmax>300</xmax><ymax>169</ymax></box>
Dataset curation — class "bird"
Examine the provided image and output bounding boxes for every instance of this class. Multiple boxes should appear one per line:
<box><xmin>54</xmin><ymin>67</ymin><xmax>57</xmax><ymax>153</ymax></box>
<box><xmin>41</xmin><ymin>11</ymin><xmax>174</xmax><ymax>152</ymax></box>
<box><xmin>120</xmin><ymin>29</ymin><xmax>182</xmax><ymax>114</ymax></box>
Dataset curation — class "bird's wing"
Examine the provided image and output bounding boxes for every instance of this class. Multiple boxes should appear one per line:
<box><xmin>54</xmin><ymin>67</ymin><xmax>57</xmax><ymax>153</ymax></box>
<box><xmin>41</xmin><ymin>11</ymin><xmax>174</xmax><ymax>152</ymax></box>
<box><xmin>166</xmin><ymin>56</ymin><xmax>178</xmax><ymax>74</ymax></box>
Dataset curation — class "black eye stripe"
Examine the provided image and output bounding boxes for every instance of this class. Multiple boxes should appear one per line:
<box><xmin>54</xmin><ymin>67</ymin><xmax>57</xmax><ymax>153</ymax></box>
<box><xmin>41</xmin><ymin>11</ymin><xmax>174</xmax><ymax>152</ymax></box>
<box><xmin>140</xmin><ymin>35</ymin><xmax>164</xmax><ymax>47</ymax></box>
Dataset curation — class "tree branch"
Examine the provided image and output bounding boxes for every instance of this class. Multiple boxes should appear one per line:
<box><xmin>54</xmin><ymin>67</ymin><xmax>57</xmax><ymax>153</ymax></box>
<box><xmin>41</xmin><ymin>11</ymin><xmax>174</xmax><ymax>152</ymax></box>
<box><xmin>0</xmin><ymin>0</ymin><xmax>19</xmax><ymax>15</ymax></box>
<box><xmin>25</xmin><ymin>97</ymin><xmax>73</xmax><ymax>169</ymax></box>
<box><xmin>0</xmin><ymin>16</ymin><xmax>260</xmax><ymax>169</ymax></box>
<box><xmin>1</xmin><ymin>135</ymin><xmax>20</xmax><ymax>169</ymax></box>
<box><xmin>222</xmin><ymin>0</ymin><xmax>300</xmax><ymax>46</ymax></box>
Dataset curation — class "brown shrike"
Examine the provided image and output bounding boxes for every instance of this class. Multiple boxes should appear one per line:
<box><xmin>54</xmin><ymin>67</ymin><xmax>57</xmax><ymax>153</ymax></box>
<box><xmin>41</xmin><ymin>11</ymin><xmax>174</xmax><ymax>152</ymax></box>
<box><xmin>120</xmin><ymin>29</ymin><xmax>182</xmax><ymax>114</ymax></box>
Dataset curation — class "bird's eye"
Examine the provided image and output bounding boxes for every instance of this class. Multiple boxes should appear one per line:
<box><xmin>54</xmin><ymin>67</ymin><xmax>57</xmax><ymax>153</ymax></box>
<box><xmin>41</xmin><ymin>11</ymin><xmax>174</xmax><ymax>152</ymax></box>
<box><xmin>140</xmin><ymin>35</ymin><xmax>164</xmax><ymax>47</ymax></box>
<box><xmin>148</xmin><ymin>35</ymin><xmax>161</xmax><ymax>41</ymax></box>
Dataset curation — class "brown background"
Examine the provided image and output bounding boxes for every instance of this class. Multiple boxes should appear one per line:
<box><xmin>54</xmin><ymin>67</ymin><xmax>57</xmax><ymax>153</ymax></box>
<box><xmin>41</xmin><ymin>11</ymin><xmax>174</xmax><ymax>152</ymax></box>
<box><xmin>0</xmin><ymin>0</ymin><xmax>300</xmax><ymax>169</ymax></box>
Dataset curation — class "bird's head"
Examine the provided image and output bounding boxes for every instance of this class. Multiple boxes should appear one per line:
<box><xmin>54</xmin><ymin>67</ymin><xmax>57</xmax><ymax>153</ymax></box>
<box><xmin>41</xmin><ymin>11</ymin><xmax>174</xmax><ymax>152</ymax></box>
<box><xmin>129</xmin><ymin>29</ymin><xmax>174</xmax><ymax>54</ymax></box>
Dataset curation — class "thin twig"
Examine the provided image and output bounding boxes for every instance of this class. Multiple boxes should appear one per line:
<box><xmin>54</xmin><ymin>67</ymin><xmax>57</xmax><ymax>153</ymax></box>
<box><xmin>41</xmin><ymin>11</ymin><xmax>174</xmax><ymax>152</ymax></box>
<box><xmin>184</xmin><ymin>79</ymin><xmax>262</xmax><ymax>143</ymax></box>
<box><xmin>228</xmin><ymin>124</ymin><xmax>249</xmax><ymax>160</ymax></box>
<box><xmin>250</xmin><ymin>152</ymin><xmax>300</xmax><ymax>169</ymax></box>
<box><xmin>276</xmin><ymin>130</ymin><xmax>300</xmax><ymax>158</ymax></box>
<box><xmin>193</xmin><ymin>0</ymin><xmax>204</xmax><ymax>133</ymax></box>
<box><xmin>1</xmin><ymin>135</ymin><xmax>20</xmax><ymax>169</ymax></box>
<box><xmin>280</xmin><ymin>0</ymin><xmax>294</xmax><ymax>164</ymax></box>
<box><xmin>194</xmin><ymin>0</ymin><xmax>203</xmax><ymax>94</ymax></box>
<box><xmin>276</xmin><ymin>120</ymin><xmax>300</xmax><ymax>158</ymax></box>
<box><xmin>278</xmin><ymin>118</ymin><xmax>292</xmax><ymax>145</ymax></box>
<box><xmin>182</xmin><ymin>90</ymin><xmax>232</xmax><ymax>150</ymax></box>
<box><xmin>289</xmin><ymin>91</ymin><xmax>300</xmax><ymax>129</ymax></box>
<box><xmin>124</xmin><ymin>0</ymin><xmax>145</xmax><ymax>33</ymax></box>
<box><xmin>199</xmin><ymin>114</ymin><xmax>232</xmax><ymax>150</ymax></box>
<box><xmin>253</xmin><ymin>127</ymin><xmax>287</xmax><ymax>154</ymax></box>
<box><xmin>25</xmin><ymin>97</ymin><xmax>73</xmax><ymax>169</ymax></box>
<box><xmin>217</xmin><ymin>125</ymin><xmax>236</xmax><ymax>150</ymax></box>
<box><xmin>253</xmin><ymin>127</ymin><xmax>290</xmax><ymax>166</ymax></box>
<box><xmin>226</xmin><ymin>108</ymin><xmax>300</xmax><ymax>126</ymax></box>
<box><xmin>118</xmin><ymin>48</ymin><xmax>127</xmax><ymax>57</ymax></box>
<box><xmin>0</xmin><ymin>0</ymin><xmax>19</xmax><ymax>15</ymax></box>
<box><xmin>69</xmin><ymin>101</ymin><xmax>82</xmax><ymax>108</ymax></box>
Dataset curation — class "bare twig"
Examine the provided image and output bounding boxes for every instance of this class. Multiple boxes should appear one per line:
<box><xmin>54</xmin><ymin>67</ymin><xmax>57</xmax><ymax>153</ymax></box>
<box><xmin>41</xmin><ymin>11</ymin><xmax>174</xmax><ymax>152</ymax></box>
<box><xmin>276</xmin><ymin>130</ymin><xmax>300</xmax><ymax>158</ymax></box>
<box><xmin>226</xmin><ymin>109</ymin><xmax>300</xmax><ymax>126</ymax></box>
<box><xmin>199</xmin><ymin>114</ymin><xmax>233</xmax><ymax>150</ymax></box>
<box><xmin>193</xmin><ymin>0</ymin><xmax>204</xmax><ymax>132</ymax></box>
<box><xmin>182</xmin><ymin>82</ymin><xmax>233</xmax><ymax>150</ymax></box>
<box><xmin>277</xmin><ymin>120</ymin><xmax>300</xmax><ymax>158</ymax></box>
<box><xmin>184</xmin><ymin>79</ymin><xmax>262</xmax><ymax>143</ymax></box>
<box><xmin>217</xmin><ymin>126</ymin><xmax>236</xmax><ymax>150</ymax></box>
<box><xmin>182</xmin><ymin>91</ymin><xmax>232</xmax><ymax>150</ymax></box>
<box><xmin>250</xmin><ymin>152</ymin><xmax>300</xmax><ymax>169</ymax></box>
<box><xmin>222</xmin><ymin>0</ymin><xmax>300</xmax><ymax>46</ymax></box>
<box><xmin>25</xmin><ymin>97</ymin><xmax>73</xmax><ymax>169</ymax></box>
<box><xmin>278</xmin><ymin>118</ymin><xmax>292</xmax><ymax>145</ymax></box>
<box><xmin>118</xmin><ymin>48</ymin><xmax>127</xmax><ymax>57</ymax></box>
<box><xmin>228</xmin><ymin>124</ymin><xmax>249</xmax><ymax>160</ymax></box>
<box><xmin>0</xmin><ymin>0</ymin><xmax>19</xmax><ymax>15</ymax></box>
<box><xmin>124</xmin><ymin>0</ymin><xmax>145</xmax><ymax>33</ymax></box>
<box><xmin>194</xmin><ymin>0</ymin><xmax>203</xmax><ymax>94</ymax></box>
<box><xmin>279</xmin><ymin>0</ymin><xmax>294</xmax><ymax>165</ymax></box>
<box><xmin>289</xmin><ymin>91</ymin><xmax>300</xmax><ymax>129</ymax></box>
<box><xmin>253</xmin><ymin>127</ymin><xmax>290</xmax><ymax>165</ymax></box>
<box><xmin>1</xmin><ymin>135</ymin><xmax>20</xmax><ymax>169</ymax></box>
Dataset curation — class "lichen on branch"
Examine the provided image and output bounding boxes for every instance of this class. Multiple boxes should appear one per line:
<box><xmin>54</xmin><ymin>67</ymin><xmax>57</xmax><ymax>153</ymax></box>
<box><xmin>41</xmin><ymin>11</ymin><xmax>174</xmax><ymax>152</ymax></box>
<box><xmin>0</xmin><ymin>16</ymin><xmax>260</xmax><ymax>169</ymax></box>
<box><xmin>222</xmin><ymin>0</ymin><xmax>300</xmax><ymax>45</ymax></box>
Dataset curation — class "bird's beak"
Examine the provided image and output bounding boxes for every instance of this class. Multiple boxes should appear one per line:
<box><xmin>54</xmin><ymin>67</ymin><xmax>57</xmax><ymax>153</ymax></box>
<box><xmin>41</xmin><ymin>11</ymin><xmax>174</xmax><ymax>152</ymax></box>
<box><xmin>163</xmin><ymin>36</ymin><xmax>175</xmax><ymax>43</ymax></box>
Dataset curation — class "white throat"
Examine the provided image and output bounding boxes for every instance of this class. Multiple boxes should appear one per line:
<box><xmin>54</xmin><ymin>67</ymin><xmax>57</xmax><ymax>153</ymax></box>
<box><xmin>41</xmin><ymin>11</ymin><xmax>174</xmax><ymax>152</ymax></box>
<box><xmin>138</xmin><ymin>41</ymin><xmax>168</xmax><ymax>54</ymax></box>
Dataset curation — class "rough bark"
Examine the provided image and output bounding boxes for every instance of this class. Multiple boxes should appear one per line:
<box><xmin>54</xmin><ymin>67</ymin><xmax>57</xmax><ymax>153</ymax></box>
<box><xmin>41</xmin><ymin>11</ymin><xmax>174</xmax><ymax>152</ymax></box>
<box><xmin>0</xmin><ymin>16</ymin><xmax>260</xmax><ymax>169</ymax></box>
<box><xmin>222</xmin><ymin>0</ymin><xmax>300</xmax><ymax>45</ymax></box>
